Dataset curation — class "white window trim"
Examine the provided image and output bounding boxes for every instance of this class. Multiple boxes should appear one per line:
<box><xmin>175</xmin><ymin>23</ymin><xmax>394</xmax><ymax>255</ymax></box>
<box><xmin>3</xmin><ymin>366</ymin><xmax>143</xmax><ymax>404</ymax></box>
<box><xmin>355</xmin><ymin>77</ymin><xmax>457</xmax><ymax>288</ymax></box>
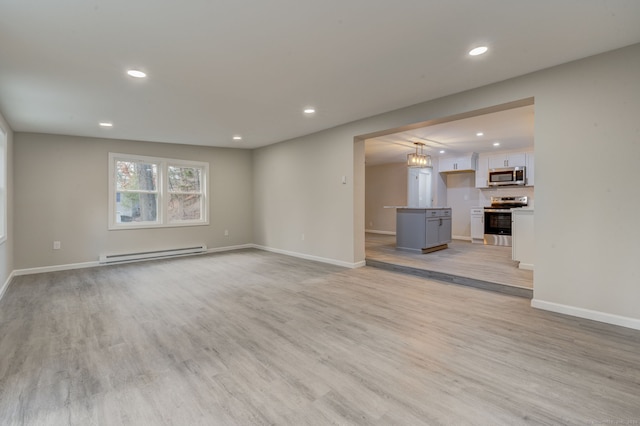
<box><xmin>108</xmin><ymin>153</ymin><xmax>209</xmax><ymax>230</ymax></box>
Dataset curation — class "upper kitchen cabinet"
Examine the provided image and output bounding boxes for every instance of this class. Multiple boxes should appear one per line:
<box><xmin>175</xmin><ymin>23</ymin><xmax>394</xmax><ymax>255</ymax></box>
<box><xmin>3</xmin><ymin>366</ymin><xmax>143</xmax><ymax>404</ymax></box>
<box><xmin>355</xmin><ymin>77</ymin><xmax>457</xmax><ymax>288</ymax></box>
<box><xmin>475</xmin><ymin>154</ymin><xmax>489</xmax><ymax>188</ymax></box>
<box><xmin>438</xmin><ymin>153</ymin><xmax>478</xmax><ymax>173</ymax></box>
<box><xmin>488</xmin><ymin>152</ymin><xmax>527</xmax><ymax>169</ymax></box>
<box><xmin>476</xmin><ymin>150</ymin><xmax>534</xmax><ymax>188</ymax></box>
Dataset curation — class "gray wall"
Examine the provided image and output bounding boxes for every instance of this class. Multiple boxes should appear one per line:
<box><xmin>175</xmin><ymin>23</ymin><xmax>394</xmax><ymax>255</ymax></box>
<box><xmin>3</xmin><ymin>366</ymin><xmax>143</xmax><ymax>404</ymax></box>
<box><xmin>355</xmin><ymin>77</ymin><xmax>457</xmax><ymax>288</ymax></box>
<box><xmin>252</xmin><ymin>127</ymin><xmax>357</xmax><ymax>265</ymax></box>
<box><xmin>253</xmin><ymin>43</ymin><xmax>640</xmax><ymax>323</ymax></box>
<box><xmin>365</xmin><ymin>163</ymin><xmax>407</xmax><ymax>233</ymax></box>
<box><xmin>0</xmin><ymin>111</ymin><xmax>13</xmax><ymax>289</ymax></box>
<box><xmin>13</xmin><ymin>133</ymin><xmax>253</xmax><ymax>269</ymax></box>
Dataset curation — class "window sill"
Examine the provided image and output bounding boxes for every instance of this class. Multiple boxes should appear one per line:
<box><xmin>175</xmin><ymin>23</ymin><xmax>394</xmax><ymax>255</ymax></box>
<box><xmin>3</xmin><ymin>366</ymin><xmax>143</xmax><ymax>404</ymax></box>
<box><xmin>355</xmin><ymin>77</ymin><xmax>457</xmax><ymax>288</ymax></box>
<box><xmin>108</xmin><ymin>221</ymin><xmax>209</xmax><ymax>231</ymax></box>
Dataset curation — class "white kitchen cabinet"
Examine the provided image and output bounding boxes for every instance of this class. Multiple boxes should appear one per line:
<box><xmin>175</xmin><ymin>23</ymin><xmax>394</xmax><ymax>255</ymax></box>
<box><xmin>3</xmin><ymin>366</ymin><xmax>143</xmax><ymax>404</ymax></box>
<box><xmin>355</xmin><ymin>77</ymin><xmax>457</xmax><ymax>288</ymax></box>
<box><xmin>438</xmin><ymin>157</ymin><xmax>456</xmax><ymax>172</ymax></box>
<box><xmin>488</xmin><ymin>152</ymin><xmax>527</xmax><ymax>169</ymax></box>
<box><xmin>470</xmin><ymin>208</ymin><xmax>484</xmax><ymax>243</ymax></box>
<box><xmin>480</xmin><ymin>150</ymin><xmax>534</xmax><ymax>186</ymax></box>
<box><xmin>512</xmin><ymin>208</ymin><xmax>534</xmax><ymax>270</ymax></box>
<box><xmin>475</xmin><ymin>154</ymin><xmax>489</xmax><ymax>188</ymax></box>
<box><xmin>438</xmin><ymin>153</ymin><xmax>478</xmax><ymax>173</ymax></box>
<box><xmin>526</xmin><ymin>151</ymin><xmax>535</xmax><ymax>186</ymax></box>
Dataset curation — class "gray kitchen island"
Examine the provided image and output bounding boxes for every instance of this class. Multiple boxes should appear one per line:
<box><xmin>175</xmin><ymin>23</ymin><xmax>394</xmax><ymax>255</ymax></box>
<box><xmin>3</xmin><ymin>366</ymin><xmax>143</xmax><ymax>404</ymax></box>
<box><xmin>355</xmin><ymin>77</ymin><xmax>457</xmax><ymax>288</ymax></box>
<box><xmin>396</xmin><ymin>207</ymin><xmax>452</xmax><ymax>253</ymax></box>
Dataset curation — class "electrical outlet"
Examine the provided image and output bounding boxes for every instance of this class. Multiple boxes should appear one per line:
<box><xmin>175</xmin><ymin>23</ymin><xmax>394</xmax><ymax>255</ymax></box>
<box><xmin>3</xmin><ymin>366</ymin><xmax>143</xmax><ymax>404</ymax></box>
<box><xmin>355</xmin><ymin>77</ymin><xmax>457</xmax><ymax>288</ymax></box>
<box><xmin>53</xmin><ymin>241</ymin><xmax>61</xmax><ymax>250</ymax></box>
<box><xmin>224</xmin><ymin>229</ymin><xmax>229</xmax><ymax>236</ymax></box>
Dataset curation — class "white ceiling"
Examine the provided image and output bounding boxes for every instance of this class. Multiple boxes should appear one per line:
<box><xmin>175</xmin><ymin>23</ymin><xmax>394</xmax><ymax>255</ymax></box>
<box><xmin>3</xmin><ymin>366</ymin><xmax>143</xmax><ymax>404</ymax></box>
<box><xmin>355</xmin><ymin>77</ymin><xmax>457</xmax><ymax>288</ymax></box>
<box><xmin>1</xmin><ymin>1</ymin><xmax>640</xmax><ymax>150</ymax></box>
<box><xmin>365</xmin><ymin>104</ymin><xmax>535</xmax><ymax>166</ymax></box>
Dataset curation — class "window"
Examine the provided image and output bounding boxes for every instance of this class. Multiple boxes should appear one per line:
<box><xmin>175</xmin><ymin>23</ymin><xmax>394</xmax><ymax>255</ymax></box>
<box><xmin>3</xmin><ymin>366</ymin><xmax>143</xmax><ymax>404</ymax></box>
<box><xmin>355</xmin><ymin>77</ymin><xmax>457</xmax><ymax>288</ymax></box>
<box><xmin>109</xmin><ymin>153</ymin><xmax>208</xmax><ymax>229</ymax></box>
<box><xmin>167</xmin><ymin>165</ymin><xmax>203</xmax><ymax>222</ymax></box>
<box><xmin>115</xmin><ymin>159</ymin><xmax>159</xmax><ymax>224</ymax></box>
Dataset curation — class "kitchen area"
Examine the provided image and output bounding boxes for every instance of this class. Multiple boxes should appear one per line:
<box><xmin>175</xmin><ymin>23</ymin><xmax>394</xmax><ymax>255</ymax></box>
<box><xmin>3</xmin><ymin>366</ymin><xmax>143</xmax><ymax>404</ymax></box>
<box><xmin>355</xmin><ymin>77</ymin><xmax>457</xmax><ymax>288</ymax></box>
<box><xmin>364</xmin><ymin>104</ymin><xmax>535</xmax><ymax>296</ymax></box>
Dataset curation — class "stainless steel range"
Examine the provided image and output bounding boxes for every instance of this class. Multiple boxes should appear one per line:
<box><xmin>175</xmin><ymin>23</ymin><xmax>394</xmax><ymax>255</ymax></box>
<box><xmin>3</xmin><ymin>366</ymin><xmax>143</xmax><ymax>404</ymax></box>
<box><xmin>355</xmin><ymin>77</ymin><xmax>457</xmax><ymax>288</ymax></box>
<box><xmin>484</xmin><ymin>196</ymin><xmax>528</xmax><ymax>246</ymax></box>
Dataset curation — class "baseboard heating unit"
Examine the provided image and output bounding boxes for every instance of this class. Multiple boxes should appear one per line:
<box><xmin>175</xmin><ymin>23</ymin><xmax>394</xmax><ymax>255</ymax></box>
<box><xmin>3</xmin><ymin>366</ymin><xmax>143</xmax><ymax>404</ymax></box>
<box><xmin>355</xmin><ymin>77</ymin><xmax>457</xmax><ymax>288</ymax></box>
<box><xmin>99</xmin><ymin>245</ymin><xmax>207</xmax><ymax>264</ymax></box>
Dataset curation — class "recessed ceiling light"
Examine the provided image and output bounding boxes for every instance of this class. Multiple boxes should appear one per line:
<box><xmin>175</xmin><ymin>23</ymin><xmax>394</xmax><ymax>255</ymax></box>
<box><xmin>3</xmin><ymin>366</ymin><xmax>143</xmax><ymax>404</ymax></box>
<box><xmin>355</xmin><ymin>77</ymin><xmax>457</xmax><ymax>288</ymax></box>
<box><xmin>303</xmin><ymin>107</ymin><xmax>316</xmax><ymax>114</ymax></box>
<box><xmin>127</xmin><ymin>69</ymin><xmax>147</xmax><ymax>78</ymax></box>
<box><xmin>476</xmin><ymin>132</ymin><xmax>484</xmax><ymax>137</ymax></box>
<box><xmin>99</xmin><ymin>122</ymin><xmax>113</xmax><ymax>127</ymax></box>
<box><xmin>439</xmin><ymin>150</ymin><xmax>445</xmax><ymax>154</ymax></box>
<box><xmin>233</xmin><ymin>136</ymin><xmax>242</xmax><ymax>141</ymax></box>
<box><xmin>493</xmin><ymin>142</ymin><xmax>500</xmax><ymax>146</ymax></box>
<box><xmin>469</xmin><ymin>46</ymin><xmax>488</xmax><ymax>56</ymax></box>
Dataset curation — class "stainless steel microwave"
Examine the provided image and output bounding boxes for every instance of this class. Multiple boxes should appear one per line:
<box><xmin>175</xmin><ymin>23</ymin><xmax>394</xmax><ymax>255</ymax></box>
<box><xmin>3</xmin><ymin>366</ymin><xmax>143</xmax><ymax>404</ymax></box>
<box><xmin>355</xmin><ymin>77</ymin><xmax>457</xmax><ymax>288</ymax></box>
<box><xmin>488</xmin><ymin>166</ymin><xmax>526</xmax><ymax>186</ymax></box>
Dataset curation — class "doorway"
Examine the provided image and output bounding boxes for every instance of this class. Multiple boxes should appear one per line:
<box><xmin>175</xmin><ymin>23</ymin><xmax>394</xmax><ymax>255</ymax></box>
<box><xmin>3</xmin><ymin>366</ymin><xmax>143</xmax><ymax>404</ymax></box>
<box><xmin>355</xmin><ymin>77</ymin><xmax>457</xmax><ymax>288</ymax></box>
<box><xmin>407</xmin><ymin>167</ymin><xmax>432</xmax><ymax>208</ymax></box>
<box><xmin>357</xmin><ymin>98</ymin><xmax>535</xmax><ymax>293</ymax></box>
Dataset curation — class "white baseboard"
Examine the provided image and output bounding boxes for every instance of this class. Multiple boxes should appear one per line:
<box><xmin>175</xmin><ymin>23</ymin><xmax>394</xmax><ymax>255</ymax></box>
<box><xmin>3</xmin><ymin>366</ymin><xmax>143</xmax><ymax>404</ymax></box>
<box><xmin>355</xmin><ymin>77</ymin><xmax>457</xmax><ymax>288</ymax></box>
<box><xmin>0</xmin><ymin>270</ymin><xmax>16</xmax><ymax>301</ymax></box>
<box><xmin>13</xmin><ymin>261</ymin><xmax>101</xmax><ymax>276</ymax></box>
<box><xmin>518</xmin><ymin>262</ymin><xmax>534</xmax><ymax>270</ymax></box>
<box><xmin>531</xmin><ymin>299</ymin><xmax>640</xmax><ymax>331</ymax></box>
<box><xmin>253</xmin><ymin>245</ymin><xmax>365</xmax><ymax>269</ymax></box>
<box><xmin>453</xmin><ymin>236</ymin><xmax>472</xmax><ymax>241</ymax></box>
<box><xmin>1</xmin><ymin>244</ymin><xmax>363</xmax><ymax>303</ymax></box>
<box><xmin>11</xmin><ymin>245</ymin><xmax>255</xmax><ymax>277</ymax></box>
<box><xmin>365</xmin><ymin>229</ymin><xmax>396</xmax><ymax>235</ymax></box>
<box><xmin>207</xmin><ymin>244</ymin><xmax>254</xmax><ymax>253</ymax></box>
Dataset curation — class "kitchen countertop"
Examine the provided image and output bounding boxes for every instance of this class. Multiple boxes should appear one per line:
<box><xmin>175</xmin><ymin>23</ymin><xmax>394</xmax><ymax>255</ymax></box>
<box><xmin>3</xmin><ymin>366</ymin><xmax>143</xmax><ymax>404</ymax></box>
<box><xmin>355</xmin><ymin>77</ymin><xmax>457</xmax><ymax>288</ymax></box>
<box><xmin>384</xmin><ymin>206</ymin><xmax>451</xmax><ymax>209</ymax></box>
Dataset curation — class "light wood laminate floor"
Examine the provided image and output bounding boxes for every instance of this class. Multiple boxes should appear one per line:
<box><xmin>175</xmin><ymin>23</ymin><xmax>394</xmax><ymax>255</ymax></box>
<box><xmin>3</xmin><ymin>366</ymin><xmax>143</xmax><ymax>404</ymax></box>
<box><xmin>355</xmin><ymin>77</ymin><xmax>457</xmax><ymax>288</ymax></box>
<box><xmin>366</xmin><ymin>233</ymin><xmax>534</xmax><ymax>289</ymax></box>
<box><xmin>1</xmin><ymin>249</ymin><xmax>639</xmax><ymax>425</ymax></box>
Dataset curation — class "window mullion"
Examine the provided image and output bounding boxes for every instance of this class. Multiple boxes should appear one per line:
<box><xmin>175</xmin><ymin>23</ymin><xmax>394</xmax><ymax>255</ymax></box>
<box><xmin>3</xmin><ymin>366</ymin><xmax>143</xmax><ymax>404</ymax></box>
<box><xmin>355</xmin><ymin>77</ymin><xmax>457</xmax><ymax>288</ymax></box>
<box><xmin>159</xmin><ymin>160</ymin><xmax>165</xmax><ymax>225</ymax></box>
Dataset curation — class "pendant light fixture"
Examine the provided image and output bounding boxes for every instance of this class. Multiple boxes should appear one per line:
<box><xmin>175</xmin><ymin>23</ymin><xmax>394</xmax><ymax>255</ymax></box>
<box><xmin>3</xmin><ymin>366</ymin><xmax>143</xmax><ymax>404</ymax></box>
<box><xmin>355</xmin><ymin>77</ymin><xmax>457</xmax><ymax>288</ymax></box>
<box><xmin>407</xmin><ymin>142</ymin><xmax>432</xmax><ymax>168</ymax></box>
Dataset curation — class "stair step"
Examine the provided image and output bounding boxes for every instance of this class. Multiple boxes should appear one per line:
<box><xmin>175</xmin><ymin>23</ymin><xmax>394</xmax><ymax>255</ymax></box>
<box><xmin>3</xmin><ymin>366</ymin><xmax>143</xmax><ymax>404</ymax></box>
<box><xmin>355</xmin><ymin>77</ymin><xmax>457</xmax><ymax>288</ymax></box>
<box><xmin>366</xmin><ymin>258</ymin><xmax>533</xmax><ymax>299</ymax></box>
